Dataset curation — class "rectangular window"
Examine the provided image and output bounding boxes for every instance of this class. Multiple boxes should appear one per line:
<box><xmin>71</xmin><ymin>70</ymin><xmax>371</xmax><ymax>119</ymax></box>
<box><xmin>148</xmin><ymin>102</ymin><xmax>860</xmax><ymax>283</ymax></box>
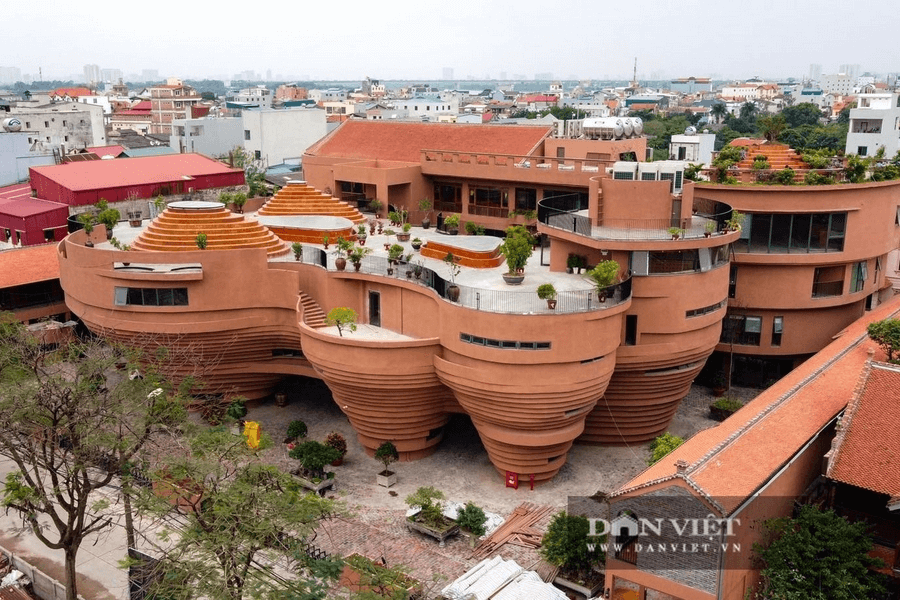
<box><xmin>44</xmin><ymin>121</ymin><xmax>49</xmax><ymax>127</ymax></box>
<box><xmin>244</xmin><ymin>130</ymin><xmax>251</xmax><ymax>140</ymax></box>
<box><xmin>25</xmin><ymin>122</ymin><xmax>30</xmax><ymax>128</ymax></box>
<box><xmin>368</xmin><ymin>291</ymin><xmax>380</xmax><ymax>327</ymax></box>
<box><xmin>850</xmin><ymin>261</ymin><xmax>867</xmax><ymax>293</ymax></box>
<box><xmin>625</xmin><ymin>315</ymin><xmax>637</xmax><ymax>346</ymax></box>
<box><xmin>772</xmin><ymin>316</ymin><xmax>783</xmax><ymax>347</ymax></box>
<box><xmin>812</xmin><ymin>266</ymin><xmax>844</xmax><ymax>297</ymax></box>
<box><xmin>720</xmin><ymin>314</ymin><xmax>762</xmax><ymax>346</ymax></box>
<box><xmin>114</xmin><ymin>287</ymin><xmax>188</xmax><ymax>306</ymax></box>
<box><xmin>858</xmin><ymin>146</ymin><xmax>867</xmax><ymax>156</ymax></box>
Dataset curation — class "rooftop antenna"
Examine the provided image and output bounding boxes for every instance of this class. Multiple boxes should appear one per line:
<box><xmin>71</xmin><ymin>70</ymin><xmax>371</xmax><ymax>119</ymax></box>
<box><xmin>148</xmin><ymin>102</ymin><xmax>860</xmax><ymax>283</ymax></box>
<box><xmin>631</xmin><ymin>58</ymin><xmax>638</xmax><ymax>89</ymax></box>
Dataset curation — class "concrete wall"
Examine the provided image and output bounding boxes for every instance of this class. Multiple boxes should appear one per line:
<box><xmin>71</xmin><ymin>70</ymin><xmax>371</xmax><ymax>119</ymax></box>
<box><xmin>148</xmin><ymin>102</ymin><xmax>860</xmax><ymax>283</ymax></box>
<box><xmin>242</xmin><ymin>108</ymin><xmax>327</xmax><ymax>166</ymax></box>
<box><xmin>10</xmin><ymin>102</ymin><xmax>106</xmax><ymax>151</ymax></box>
<box><xmin>169</xmin><ymin>117</ymin><xmax>243</xmax><ymax>156</ymax></box>
<box><xmin>0</xmin><ymin>132</ymin><xmax>54</xmax><ymax>185</ymax></box>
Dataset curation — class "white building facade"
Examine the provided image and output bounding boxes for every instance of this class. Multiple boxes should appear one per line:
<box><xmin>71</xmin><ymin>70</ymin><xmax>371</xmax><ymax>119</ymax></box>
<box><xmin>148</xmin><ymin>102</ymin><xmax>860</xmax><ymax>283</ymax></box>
<box><xmin>844</xmin><ymin>92</ymin><xmax>900</xmax><ymax>158</ymax></box>
<box><xmin>241</xmin><ymin>107</ymin><xmax>327</xmax><ymax>166</ymax></box>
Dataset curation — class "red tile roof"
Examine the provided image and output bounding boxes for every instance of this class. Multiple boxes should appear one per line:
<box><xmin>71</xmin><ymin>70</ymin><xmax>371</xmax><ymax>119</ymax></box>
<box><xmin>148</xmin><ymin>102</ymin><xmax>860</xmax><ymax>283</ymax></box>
<box><xmin>0</xmin><ymin>244</ymin><xmax>60</xmax><ymax>287</ymax></box>
<box><xmin>827</xmin><ymin>362</ymin><xmax>900</xmax><ymax>500</ymax></box>
<box><xmin>51</xmin><ymin>87</ymin><xmax>92</xmax><ymax>98</ymax></box>
<box><xmin>29</xmin><ymin>154</ymin><xmax>241</xmax><ymax>191</ymax></box>
<box><xmin>85</xmin><ymin>145</ymin><xmax>126</xmax><ymax>158</ymax></box>
<box><xmin>520</xmin><ymin>95</ymin><xmax>559</xmax><ymax>103</ymax></box>
<box><xmin>306</xmin><ymin>121</ymin><xmax>552</xmax><ymax>163</ymax></box>
<box><xmin>612</xmin><ymin>295</ymin><xmax>900</xmax><ymax>514</ymax></box>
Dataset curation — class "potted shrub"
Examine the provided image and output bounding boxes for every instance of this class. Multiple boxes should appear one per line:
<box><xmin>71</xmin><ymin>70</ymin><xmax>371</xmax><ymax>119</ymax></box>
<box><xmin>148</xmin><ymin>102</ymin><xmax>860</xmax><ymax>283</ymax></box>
<box><xmin>333</xmin><ymin>236</ymin><xmax>352</xmax><ymax>271</ymax></box>
<box><xmin>410</xmin><ymin>237</ymin><xmax>422</xmax><ymax>251</ymax></box>
<box><xmin>444</xmin><ymin>252</ymin><xmax>461</xmax><ymax>302</ymax></box>
<box><xmin>387</xmin><ymin>244</ymin><xmax>404</xmax><ymax>275</ymax></box>
<box><xmin>374</xmin><ymin>441</ymin><xmax>399</xmax><ymax>487</ymax></box>
<box><xmin>443</xmin><ymin>214</ymin><xmax>460</xmax><ymax>235</ymax></box>
<box><xmin>195</xmin><ymin>232</ymin><xmax>208</xmax><ymax>250</ymax></box>
<box><xmin>456</xmin><ymin>502</ymin><xmax>487</xmax><ymax>548</ymax></box>
<box><xmin>412</xmin><ymin>261</ymin><xmax>424</xmax><ymax>280</ymax></box>
<box><xmin>382</xmin><ymin>229</ymin><xmax>395</xmax><ymax>250</ymax></box>
<box><xmin>419</xmin><ymin>198</ymin><xmax>433</xmax><ymax>229</ymax></box>
<box><xmin>325</xmin><ymin>432</ymin><xmax>348</xmax><ymax>466</ymax></box>
<box><xmin>726</xmin><ymin>210</ymin><xmax>745</xmax><ymax>232</ymax></box>
<box><xmin>230</xmin><ymin>192</ymin><xmax>247</xmax><ymax>214</ymax></box>
<box><xmin>711</xmin><ymin>372</ymin><xmax>728</xmax><ymax>397</ymax></box>
<box><xmin>405</xmin><ymin>486</ymin><xmax>458</xmax><ymax>545</ymax></box>
<box><xmin>587</xmin><ymin>260</ymin><xmax>620</xmax><ymax>302</ymax></box>
<box><xmin>537</xmin><ymin>283</ymin><xmax>558</xmax><ymax>309</ymax></box>
<box><xmin>78</xmin><ymin>213</ymin><xmax>96</xmax><ymax>247</ymax></box>
<box><xmin>499</xmin><ymin>225</ymin><xmax>533</xmax><ymax>285</ymax></box>
<box><xmin>541</xmin><ymin>511</ymin><xmax>605</xmax><ymax>598</ymax></box>
<box><xmin>397</xmin><ymin>223</ymin><xmax>412</xmax><ymax>242</ymax></box>
<box><xmin>705</xmin><ymin>221</ymin><xmax>717</xmax><ymax>237</ymax></box>
<box><xmin>291</xmin><ymin>242</ymin><xmax>303</xmax><ymax>262</ymax></box>
<box><xmin>322</xmin><ymin>234</ymin><xmax>330</xmax><ymax>249</ymax></box>
<box><xmin>356</xmin><ymin>224</ymin><xmax>367</xmax><ymax>245</ymax></box>
<box><xmin>368</xmin><ymin>218</ymin><xmax>377</xmax><ymax>235</ymax></box>
<box><xmin>349</xmin><ymin>245</ymin><xmax>371</xmax><ymax>272</ymax></box>
<box><xmin>388</xmin><ymin>210</ymin><xmax>401</xmax><ymax>226</ymax></box>
<box><xmin>289</xmin><ymin>440</ymin><xmax>339</xmax><ymax>494</ymax></box>
<box><xmin>368</xmin><ymin>198</ymin><xmax>383</xmax><ymax>217</ymax></box>
<box><xmin>566</xmin><ymin>253</ymin><xmax>579</xmax><ymax>274</ymax></box>
<box><xmin>667</xmin><ymin>226</ymin><xmax>684</xmax><ymax>240</ymax></box>
<box><xmin>284</xmin><ymin>420</ymin><xmax>307</xmax><ymax>444</ymax></box>
<box><xmin>709</xmin><ymin>396</ymin><xmax>744</xmax><ymax>421</ymax></box>
<box><xmin>465</xmin><ymin>221</ymin><xmax>485</xmax><ymax>235</ymax></box>
<box><xmin>96</xmin><ymin>200</ymin><xmax>120</xmax><ymax>240</ymax></box>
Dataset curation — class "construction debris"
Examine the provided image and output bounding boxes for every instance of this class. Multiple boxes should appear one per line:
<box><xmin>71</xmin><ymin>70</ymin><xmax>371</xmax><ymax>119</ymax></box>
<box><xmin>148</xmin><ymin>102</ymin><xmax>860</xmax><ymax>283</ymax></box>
<box><xmin>471</xmin><ymin>503</ymin><xmax>555</xmax><ymax>560</ymax></box>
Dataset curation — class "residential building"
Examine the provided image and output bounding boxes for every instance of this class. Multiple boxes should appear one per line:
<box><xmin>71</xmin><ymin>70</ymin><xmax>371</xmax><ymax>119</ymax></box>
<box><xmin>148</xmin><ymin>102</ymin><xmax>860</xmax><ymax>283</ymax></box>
<box><xmin>669</xmin><ymin>131</ymin><xmax>716</xmax><ymax>165</ymax></box>
<box><xmin>228</xmin><ymin>85</ymin><xmax>273</xmax><ymax>109</ymax></box>
<box><xmin>308</xmin><ymin>89</ymin><xmax>348</xmax><ymax>103</ymax></box>
<box><xmin>9</xmin><ymin>101</ymin><xmax>106</xmax><ymax>152</ymax></box>
<box><xmin>148</xmin><ymin>78</ymin><xmax>204</xmax><ymax>135</ymax></box>
<box><xmin>0</xmin><ymin>66</ymin><xmax>22</xmax><ymax>85</ymax></box>
<box><xmin>83</xmin><ymin>64</ymin><xmax>100</xmax><ymax>87</ymax></box>
<box><xmin>605</xmin><ymin>297</ymin><xmax>900</xmax><ymax>600</ymax></box>
<box><xmin>821</xmin><ymin>73</ymin><xmax>856</xmax><ymax>96</ymax></box>
<box><xmin>844</xmin><ymin>92</ymin><xmax>900</xmax><ymax>157</ymax></box>
<box><xmin>275</xmin><ymin>84</ymin><xmax>308</xmax><ymax>102</ymax></box>
<box><xmin>393</xmin><ymin>96</ymin><xmax>458</xmax><ymax>120</ymax></box>
<box><xmin>109</xmin><ymin>100</ymin><xmax>152</xmax><ymax>134</ymax></box>
<box><xmin>0</xmin><ymin>124</ymin><xmax>55</xmax><ymax>185</ymax></box>
<box><xmin>669</xmin><ymin>77</ymin><xmax>713</xmax><ymax>94</ymax></box>
<box><xmin>241</xmin><ymin>107</ymin><xmax>327</xmax><ymax>167</ymax></box>
<box><xmin>170</xmin><ymin>116</ymin><xmax>243</xmax><ymax>156</ymax></box>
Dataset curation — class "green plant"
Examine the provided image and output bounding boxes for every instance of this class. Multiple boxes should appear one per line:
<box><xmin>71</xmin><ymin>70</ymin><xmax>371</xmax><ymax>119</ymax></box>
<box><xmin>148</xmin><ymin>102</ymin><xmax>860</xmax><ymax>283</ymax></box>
<box><xmin>456</xmin><ymin>502</ymin><xmax>487</xmax><ymax>536</ymax></box>
<box><xmin>334</xmin><ymin>236</ymin><xmax>353</xmax><ymax>259</ymax></box>
<box><xmin>705</xmin><ymin>221</ymin><xmax>717</xmax><ymax>234</ymax></box>
<box><xmin>566</xmin><ymin>253</ymin><xmax>580</xmax><ymax>270</ymax></box>
<box><xmin>195</xmin><ymin>232</ymin><xmax>208</xmax><ymax>250</ymax></box>
<box><xmin>225</xmin><ymin>397</ymin><xmax>247</xmax><ymax>421</ymax></box>
<box><xmin>288</xmin><ymin>440</ymin><xmax>340</xmax><ymax>473</ymax></box>
<box><xmin>96</xmin><ymin>203</ymin><xmax>120</xmax><ymax>233</ymax></box>
<box><xmin>322</xmin><ymin>234</ymin><xmax>330</xmax><ymax>247</ymax></box>
<box><xmin>667</xmin><ymin>226</ymin><xmax>684</xmax><ymax>238</ymax></box>
<box><xmin>411</xmin><ymin>237</ymin><xmax>422</xmax><ymax>244</ymax></box>
<box><xmin>286</xmin><ymin>420</ymin><xmax>307</xmax><ymax>440</ymax></box>
<box><xmin>78</xmin><ymin>212</ymin><xmax>96</xmax><ymax>234</ymax></box>
<box><xmin>587</xmin><ymin>260</ymin><xmax>619</xmax><ymax>288</ymax></box>
<box><xmin>647</xmin><ymin>432</ymin><xmax>684</xmax><ymax>466</ymax></box>
<box><xmin>402</xmin><ymin>223</ymin><xmax>411</xmax><ymax>233</ymax></box>
<box><xmin>443</xmin><ymin>252</ymin><xmax>460</xmax><ymax>285</ymax></box>
<box><xmin>726</xmin><ymin>210</ymin><xmax>745</xmax><ymax>231</ymax></box>
<box><xmin>540</xmin><ymin>512</ymin><xmax>601</xmax><ymax>578</ymax></box>
<box><xmin>109</xmin><ymin>237</ymin><xmax>131</xmax><ymax>251</ymax></box>
<box><xmin>348</xmin><ymin>245</ymin><xmax>371</xmax><ymax>266</ymax></box>
<box><xmin>374</xmin><ymin>441</ymin><xmax>398</xmax><ymax>474</ymax></box>
<box><xmin>443</xmin><ymin>214</ymin><xmax>460</xmax><ymax>229</ymax></box>
<box><xmin>711</xmin><ymin>396</ymin><xmax>744</xmax><ymax>412</ymax></box>
<box><xmin>368</xmin><ymin>198</ymin><xmax>383</xmax><ymax>213</ymax></box>
<box><xmin>326</xmin><ymin>307</ymin><xmax>357</xmax><ymax>337</ymax></box>
<box><xmin>773</xmin><ymin>167</ymin><xmax>795</xmax><ymax>185</ymax></box>
<box><xmin>536</xmin><ymin>283</ymin><xmax>557</xmax><ymax>300</ymax></box>
<box><xmin>465</xmin><ymin>221</ymin><xmax>484</xmax><ymax>235</ymax></box>
<box><xmin>867</xmin><ymin>318</ymin><xmax>900</xmax><ymax>362</ymax></box>
<box><xmin>683</xmin><ymin>163</ymin><xmax>703</xmax><ymax>181</ymax></box>
<box><xmin>154</xmin><ymin>195</ymin><xmax>166</xmax><ymax>211</ymax></box>
<box><xmin>499</xmin><ymin>225</ymin><xmax>534</xmax><ymax>274</ymax></box>
<box><xmin>357</xmin><ymin>224</ymin><xmax>367</xmax><ymax>235</ymax></box>
<box><xmin>291</xmin><ymin>241</ymin><xmax>303</xmax><ymax>259</ymax></box>
<box><xmin>230</xmin><ymin>192</ymin><xmax>248</xmax><ymax>212</ymax></box>
<box><xmin>405</xmin><ymin>486</ymin><xmax>446</xmax><ymax>525</ymax></box>
<box><xmin>324</xmin><ymin>432</ymin><xmax>347</xmax><ymax>457</ymax></box>
<box><xmin>418</xmin><ymin>198</ymin><xmax>432</xmax><ymax>213</ymax></box>
<box><xmin>387</xmin><ymin>244</ymin><xmax>404</xmax><ymax>263</ymax></box>
<box><xmin>218</xmin><ymin>191</ymin><xmax>233</xmax><ymax>204</ymax></box>
<box><xmin>388</xmin><ymin>210</ymin><xmax>401</xmax><ymax>225</ymax></box>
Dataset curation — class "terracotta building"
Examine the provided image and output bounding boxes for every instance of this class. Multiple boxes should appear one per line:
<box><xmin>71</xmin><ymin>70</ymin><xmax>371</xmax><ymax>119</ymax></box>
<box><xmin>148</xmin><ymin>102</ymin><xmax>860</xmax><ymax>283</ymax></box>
<box><xmin>148</xmin><ymin>79</ymin><xmax>204</xmax><ymax>136</ymax></box>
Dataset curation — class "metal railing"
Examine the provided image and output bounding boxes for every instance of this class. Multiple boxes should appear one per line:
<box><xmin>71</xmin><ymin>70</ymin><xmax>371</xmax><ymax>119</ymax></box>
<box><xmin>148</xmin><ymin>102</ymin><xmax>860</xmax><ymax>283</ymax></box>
<box><xmin>309</xmin><ymin>249</ymin><xmax>631</xmax><ymax>314</ymax></box>
<box><xmin>539</xmin><ymin>195</ymin><xmax>735</xmax><ymax>241</ymax></box>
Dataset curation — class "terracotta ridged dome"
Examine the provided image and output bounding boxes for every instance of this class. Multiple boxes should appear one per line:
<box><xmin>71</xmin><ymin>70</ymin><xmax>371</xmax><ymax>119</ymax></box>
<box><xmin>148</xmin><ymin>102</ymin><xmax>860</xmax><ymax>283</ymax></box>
<box><xmin>131</xmin><ymin>201</ymin><xmax>289</xmax><ymax>257</ymax></box>
<box><xmin>258</xmin><ymin>180</ymin><xmax>367</xmax><ymax>223</ymax></box>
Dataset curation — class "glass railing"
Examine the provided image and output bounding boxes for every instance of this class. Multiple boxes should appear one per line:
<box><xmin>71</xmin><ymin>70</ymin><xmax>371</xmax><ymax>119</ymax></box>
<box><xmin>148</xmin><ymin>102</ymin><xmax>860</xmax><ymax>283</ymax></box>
<box><xmin>299</xmin><ymin>248</ymin><xmax>631</xmax><ymax>314</ymax></box>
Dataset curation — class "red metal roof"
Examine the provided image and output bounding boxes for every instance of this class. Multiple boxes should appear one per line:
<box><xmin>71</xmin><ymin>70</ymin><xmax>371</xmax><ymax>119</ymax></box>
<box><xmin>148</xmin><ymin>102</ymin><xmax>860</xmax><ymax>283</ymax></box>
<box><xmin>306</xmin><ymin>121</ymin><xmax>552</xmax><ymax>163</ymax></box>
<box><xmin>827</xmin><ymin>362</ymin><xmax>900</xmax><ymax>499</ymax></box>
<box><xmin>0</xmin><ymin>183</ymin><xmax>69</xmax><ymax>218</ymax></box>
<box><xmin>0</xmin><ymin>183</ymin><xmax>34</xmax><ymax>202</ymax></box>
<box><xmin>0</xmin><ymin>244</ymin><xmax>60</xmax><ymax>287</ymax></box>
<box><xmin>29</xmin><ymin>154</ymin><xmax>242</xmax><ymax>192</ymax></box>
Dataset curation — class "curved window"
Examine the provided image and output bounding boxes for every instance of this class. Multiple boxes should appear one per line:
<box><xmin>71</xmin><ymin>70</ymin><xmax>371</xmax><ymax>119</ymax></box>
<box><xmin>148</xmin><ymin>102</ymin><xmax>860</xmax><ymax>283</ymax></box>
<box><xmin>633</xmin><ymin>246</ymin><xmax>729</xmax><ymax>276</ymax></box>
<box><xmin>737</xmin><ymin>212</ymin><xmax>846</xmax><ymax>253</ymax></box>
<box><xmin>114</xmin><ymin>287</ymin><xmax>188</xmax><ymax>306</ymax></box>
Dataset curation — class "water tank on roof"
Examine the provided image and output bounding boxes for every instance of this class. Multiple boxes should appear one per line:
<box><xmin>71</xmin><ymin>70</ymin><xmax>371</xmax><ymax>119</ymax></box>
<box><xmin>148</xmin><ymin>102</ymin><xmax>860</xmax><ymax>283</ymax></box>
<box><xmin>2</xmin><ymin>117</ymin><xmax>22</xmax><ymax>132</ymax></box>
<box><xmin>582</xmin><ymin>117</ymin><xmax>624</xmax><ymax>140</ymax></box>
<box><xmin>631</xmin><ymin>117</ymin><xmax>643</xmax><ymax>136</ymax></box>
<box><xmin>684</xmin><ymin>126</ymin><xmax>697</xmax><ymax>135</ymax></box>
<box><xmin>621</xmin><ymin>118</ymin><xmax>634</xmax><ymax>137</ymax></box>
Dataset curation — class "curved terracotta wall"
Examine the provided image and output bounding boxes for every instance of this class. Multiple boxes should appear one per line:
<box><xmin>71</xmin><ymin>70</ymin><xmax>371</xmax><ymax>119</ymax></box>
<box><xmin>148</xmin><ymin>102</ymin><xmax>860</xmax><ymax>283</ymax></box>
<box><xmin>694</xmin><ymin>181</ymin><xmax>900</xmax><ymax>358</ymax></box>
<box><xmin>580</xmin><ymin>264</ymin><xmax>731</xmax><ymax>444</ymax></box>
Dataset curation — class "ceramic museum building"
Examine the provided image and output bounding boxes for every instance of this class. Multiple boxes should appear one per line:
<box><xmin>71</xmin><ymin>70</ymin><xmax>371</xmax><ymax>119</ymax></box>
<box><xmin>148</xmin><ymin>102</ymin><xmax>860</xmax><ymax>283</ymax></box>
<box><xmin>56</xmin><ymin>121</ymin><xmax>900</xmax><ymax>485</ymax></box>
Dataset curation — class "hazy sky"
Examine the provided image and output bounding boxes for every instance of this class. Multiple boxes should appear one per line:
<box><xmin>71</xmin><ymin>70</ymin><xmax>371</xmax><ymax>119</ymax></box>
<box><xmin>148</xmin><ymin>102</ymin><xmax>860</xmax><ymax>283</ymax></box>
<box><xmin>5</xmin><ymin>0</ymin><xmax>898</xmax><ymax>82</ymax></box>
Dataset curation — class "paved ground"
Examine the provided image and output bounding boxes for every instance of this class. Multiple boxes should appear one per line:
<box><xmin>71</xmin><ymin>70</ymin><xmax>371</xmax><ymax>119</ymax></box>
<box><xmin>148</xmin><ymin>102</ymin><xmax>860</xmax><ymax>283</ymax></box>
<box><xmin>0</xmin><ymin>380</ymin><xmax>758</xmax><ymax>598</ymax></box>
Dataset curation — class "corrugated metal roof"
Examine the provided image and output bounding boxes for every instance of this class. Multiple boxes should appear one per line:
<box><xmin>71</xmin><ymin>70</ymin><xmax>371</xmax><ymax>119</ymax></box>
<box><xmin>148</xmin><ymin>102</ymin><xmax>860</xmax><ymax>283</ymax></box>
<box><xmin>0</xmin><ymin>244</ymin><xmax>60</xmax><ymax>287</ymax></box>
<box><xmin>30</xmin><ymin>153</ymin><xmax>241</xmax><ymax>191</ymax></box>
<box><xmin>0</xmin><ymin>197</ymin><xmax>69</xmax><ymax>218</ymax></box>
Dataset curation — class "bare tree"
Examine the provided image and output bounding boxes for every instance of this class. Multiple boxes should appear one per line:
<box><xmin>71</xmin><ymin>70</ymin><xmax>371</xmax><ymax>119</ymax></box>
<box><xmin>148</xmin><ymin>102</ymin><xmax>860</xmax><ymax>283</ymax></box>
<box><xmin>0</xmin><ymin>315</ymin><xmax>186</xmax><ymax>600</ymax></box>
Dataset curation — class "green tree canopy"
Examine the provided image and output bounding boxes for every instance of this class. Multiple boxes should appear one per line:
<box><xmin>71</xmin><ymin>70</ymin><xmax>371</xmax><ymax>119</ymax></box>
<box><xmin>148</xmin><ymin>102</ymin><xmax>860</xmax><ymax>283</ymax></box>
<box><xmin>540</xmin><ymin>512</ymin><xmax>602</xmax><ymax>578</ymax></box>
<box><xmin>753</xmin><ymin>504</ymin><xmax>886</xmax><ymax>600</ymax></box>
<box><xmin>781</xmin><ymin>103</ymin><xmax>823</xmax><ymax>128</ymax></box>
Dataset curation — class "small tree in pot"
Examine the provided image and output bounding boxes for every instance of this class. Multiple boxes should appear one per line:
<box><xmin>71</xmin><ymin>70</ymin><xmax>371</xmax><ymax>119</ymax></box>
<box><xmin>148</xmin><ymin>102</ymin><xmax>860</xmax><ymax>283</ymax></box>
<box><xmin>456</xmin><ymin>502</ymin><xmax>488</xmax><ymax>548</ymax></box>
<box><xmin>537</xmin><ymin>283</ymin><xmax>558</xmax><ymax>309</ymax></box>
<box><xmin>587</xmin><ymin>260</ymin><xmax>620</xmax><ymax>302</ymax></box>
<box><xmin>374</xmin><ymin>441</ymin><xmax>399</xmax><ymax>487</ymax></box>
<box><xmin>288</xmin><ymin>440</ymin><xmax>340</xmax><ymax>481</ymax></box>
<box><xmin>419</xmin><ymin>198</ymin><xmax>433</xmax><ymax>228</ymax></box>
<box><xmin>325</xmin><ymin>432</ymin><xmax>347</xmax><ymax>465</ymax></box>
<box><xmin>499</xmin><ymin>225</ymin><xmax>534</xmax><ymax>285</ymax></box>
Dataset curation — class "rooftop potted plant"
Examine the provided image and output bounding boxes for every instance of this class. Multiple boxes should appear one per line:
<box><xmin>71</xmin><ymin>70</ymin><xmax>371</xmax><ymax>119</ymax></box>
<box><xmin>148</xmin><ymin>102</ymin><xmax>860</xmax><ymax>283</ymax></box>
<box><xmin>356</xmin><ymin>224</ymin><xmax>367</xmax><ymax>245</ymax></box>
<box><xmin>333</xmin><ymin>236</ymin><xmax>352</xmax><ymax>271</ymax></box>
<box><xmin>443</xmin><ymin>214</ymin><xmax>460</xmax><ymax>235</ymax></box>
<box><xmin>96</xmin><ymin>200</ymin><xmax>120</xmax><ymax>240</ymax></box>
<box><xmin>419</xmin><ymin>198</ymin><xmax>433</xmax><ymax>229</ymax></box>
<box><xmin>284</xmin><ymin>419</ymin><xmax>307</xmax><ymax>444</ymax></box>
<box><xmin>587</xmin><ymin>260</ymin><xmax>620</xmax><ymax>302</ymax></box>
<box><xmin>499</xmin><ymin>225</ymin><xmax>533</xmax><ymax>285</ymax></box>
<box><xmin>456</xmin><ymin>502</ymin><xmax>488</xmax><ymax>548</ymax></box>
<box><xmin>382</xmin><ymin>229</ymin><xmax>395</xmax><ymax>250</ymax></box>
<box><xmin>405</xmin><ymin>486</ymin><xmax>459</xmax><ymax>545</ymax></box>
<box><xmin>667</xmin><ymin>226</ymin><xmax>684</xmax><ymax>240</ymax></box>
<box><xmin>348</xmin><ymin>245</ymin><xmax>371</xmax><ymax>271</ymax></box>
<box><xmin>397</xmin><ymin>223</ymin><xmax>412</xmax><ymax>242</ymax></box>
<box><xmin>726</xmin><ymin>210</ymin><xmax>745</xmax><ymax>232</ymax></box>
<box><xmin>195</xmin><ymin>232</ymin><xmax>208</xmax><ymax>250</ymax></box>
<box><xmin>410</xmin><ymin>237</ymin><xmax>422</xmax><ymax>251</ymax></box>
<box><xmin>375</xmin><ymin>441</ymin><xmax>399</xmax><ymax>487</ymax></box>
<box><xmin>444</xmin><ymin>252</ymin><xmax>461</xmax><ymax>302</ymax></box>
<box><xmin>387</xmin><ymin>244</ymin><xmax>404</xmax><ymax>275</ymax></box>
<box><xmin>78</xmin><ymin>213</ymin><xmax>96</xmax><ymax>247</ymax></box>
<box><xmin>368</xmin><ymin>198</ymin><xmax>383</xmax><ymax>217</ymax></box>
<box><xmin>291</xmin><ymin>241</ymin><xmax>303</xmax><ymax>262</ymax></box>
<box><xmin>537</xmin><ymin>283</ymin><xmax>558</xmax><ymax>309</ymax></box>
<box><xmin>322</xmin><ymin>234</ymin><xmax>330</xmax><ymax>249</ymax></box>
<box><xmin>705</xmin><ymin>221</ymin><xmax>717</xmax><ymax>237</ymax></box>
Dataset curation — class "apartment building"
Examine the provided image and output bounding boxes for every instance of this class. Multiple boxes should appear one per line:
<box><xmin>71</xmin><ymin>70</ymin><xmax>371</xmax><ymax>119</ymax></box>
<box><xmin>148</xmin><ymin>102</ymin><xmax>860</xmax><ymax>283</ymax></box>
<box><xmin>844</xmin><ymin>92</ymin><xmax>900</xmax><ymax>157</ymax></box>
<box><xmin>149</xmin><ymin>78</ymin><xmax>204</xmax><ymax>135</ymax></box>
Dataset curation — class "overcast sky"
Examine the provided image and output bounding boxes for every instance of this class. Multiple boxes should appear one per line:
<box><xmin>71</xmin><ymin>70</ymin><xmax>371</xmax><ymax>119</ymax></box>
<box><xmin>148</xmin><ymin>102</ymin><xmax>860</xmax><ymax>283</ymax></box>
<box><xmin>5</xmin><ymin>0</ymin><xmax>897</xmax><ymax>83</ymax></box>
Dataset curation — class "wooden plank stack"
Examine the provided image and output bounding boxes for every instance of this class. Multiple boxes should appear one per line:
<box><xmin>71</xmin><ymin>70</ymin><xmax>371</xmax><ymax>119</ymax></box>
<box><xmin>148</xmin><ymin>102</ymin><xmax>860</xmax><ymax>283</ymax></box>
<box><xmin>471</xmin><ymin>503</ymin><xmax>555</xmax><ymax>559</ymax></box>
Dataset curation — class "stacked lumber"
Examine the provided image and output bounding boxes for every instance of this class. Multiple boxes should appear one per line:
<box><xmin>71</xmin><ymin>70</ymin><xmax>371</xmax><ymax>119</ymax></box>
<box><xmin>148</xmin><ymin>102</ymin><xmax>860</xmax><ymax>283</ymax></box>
<box><xmin>472</xmin><ymin>503</ymin><xmax>555</xmax><ymax>559</ymax></box>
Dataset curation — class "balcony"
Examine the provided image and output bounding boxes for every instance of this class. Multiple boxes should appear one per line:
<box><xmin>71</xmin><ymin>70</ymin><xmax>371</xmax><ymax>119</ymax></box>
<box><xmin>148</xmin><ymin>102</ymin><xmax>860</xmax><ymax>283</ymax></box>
<box><xmin>420</xmin><ymin>149</ymin><xmax>606</xmax><ymax>185</ymax></box>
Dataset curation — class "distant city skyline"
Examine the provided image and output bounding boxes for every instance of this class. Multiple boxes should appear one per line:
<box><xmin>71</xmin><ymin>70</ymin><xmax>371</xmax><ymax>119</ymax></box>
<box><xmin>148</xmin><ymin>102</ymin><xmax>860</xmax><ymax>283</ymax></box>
<box><xmin>4</xmin><ymin>0</ymin><xmax>898</xmax><ymax>84</ymax></box>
